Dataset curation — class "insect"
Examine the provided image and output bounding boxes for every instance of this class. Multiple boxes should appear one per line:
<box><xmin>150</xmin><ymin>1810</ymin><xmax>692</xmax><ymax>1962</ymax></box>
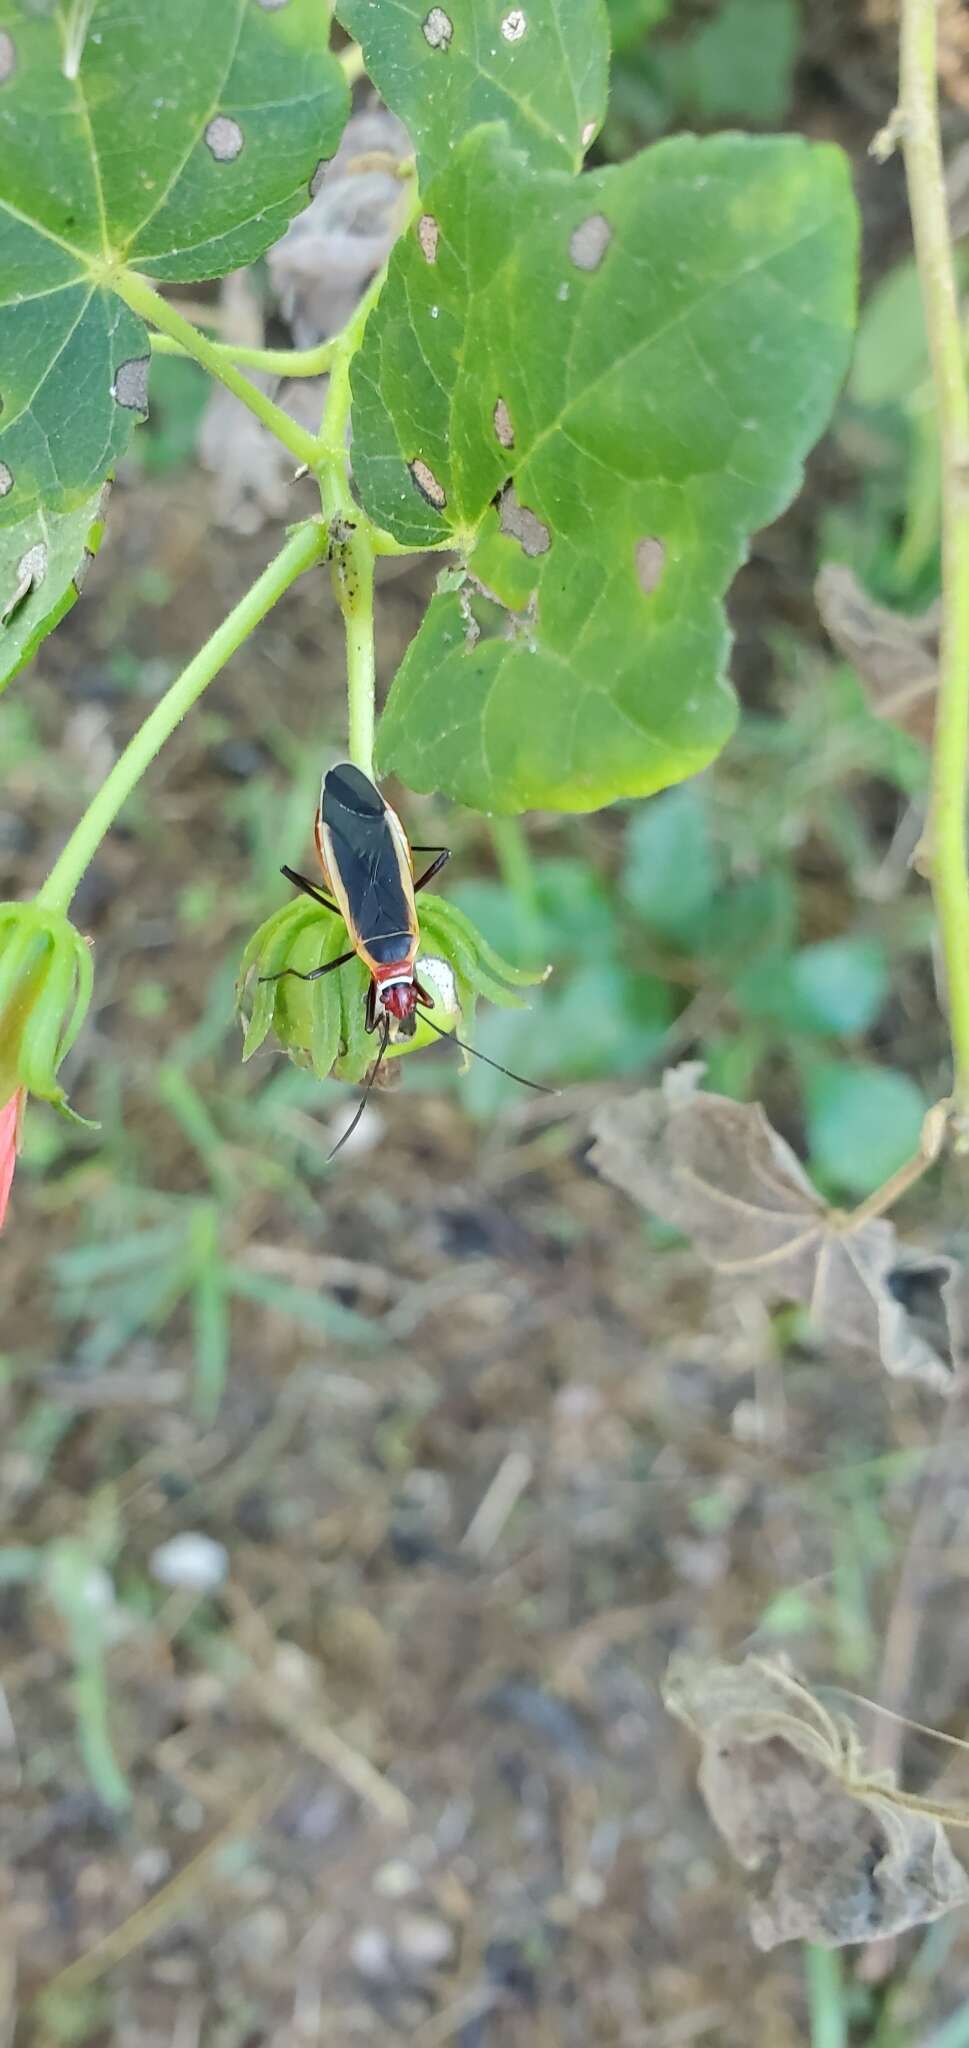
<box><xmin>262</xmin><ymin>762</ymin><xmax>551</xmax><ymax>1155</ymax></box>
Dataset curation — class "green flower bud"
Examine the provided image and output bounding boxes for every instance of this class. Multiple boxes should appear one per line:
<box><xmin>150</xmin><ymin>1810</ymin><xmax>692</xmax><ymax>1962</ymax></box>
<box><xmin>0</xmin><ymin>903</ymin><xmax>93</xmax><ymax>1115</ymax></box>
<box><xmin>238</xmin><ymin>891</ymin><xmax>546</xmax><ymax>1086</ymax></box>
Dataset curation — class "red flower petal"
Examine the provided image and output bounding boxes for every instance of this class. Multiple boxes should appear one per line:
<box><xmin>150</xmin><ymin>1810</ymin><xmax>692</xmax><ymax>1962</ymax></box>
<box><xmin>0</xmin><ymin>1090</ymin><xmax>24</xmax><ymax>1232</ymax></box>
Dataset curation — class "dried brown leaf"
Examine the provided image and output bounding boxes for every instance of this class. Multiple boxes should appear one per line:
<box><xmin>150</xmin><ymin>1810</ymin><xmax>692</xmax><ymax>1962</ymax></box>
<box><xmin>589</xmin><ymin>1071</ymin><xmax>957</xmax><ymax>1389</ymax></box>
<box><xmin>815</xmin><ymin>562</ymin><xmax>938</xmax><ymax>742</ymax></box>
<box><xmin>663</xmin><ymin>1653</ymin><xmax>969</xmax><ymax>1950</ymax></box>
<box><xmin>268</xmin><ymin>105</ymin><xmax>411</xmax><ymax>349</ymax></box>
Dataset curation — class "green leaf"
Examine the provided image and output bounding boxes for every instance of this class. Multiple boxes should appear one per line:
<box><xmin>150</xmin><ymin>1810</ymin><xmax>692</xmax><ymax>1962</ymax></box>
<box><xmin>737</xmin><ymin>937</ymin><xmax>888</xmax><ymax>1039</ymax></box>
<box><xmin>848</xmin><ymin>258</ymin><xmax>930</xmax><ymax>410</ymax></box>
<box><xmin>607</xmin><ymin>0</ymin><xmax>673</xmax><ymax>55</ymax></box>
<box><xmin>805</xmin><ymin>1060</ymin><xmax>927</xmax><ymax>1198</ymax></box>
<box><xmin>656</xmin><ymin>0</ymin><xmax>799</xmax><ymax>126</ymax></box>
<box><xmin>702</xmin><ymin>869</ymin><xmax>797</xmax><ymax>968</ymax></box>
<box><xmin>361</xmin><ymin>126</ymin><xmax>858</xmax><ymax>812</ymax></box>
<box><xmin>789</xmin><ymin>938</ymin><xmax>887</xmax><ymax>1038</ymax></box>
<box><xmin>621</xmin><ymin>785</ymin><xmax>718</xmax><ymax>943</ymax></box>
<box><xmin>457</xmin><ymin>955</ymin><xmax>670</xmax><ymax>1115</ymax></box>
<box><xmin>0</xmin><ymin>0</ymin><xmax>348</xmax><ymax>528</ymax></box>
<box><xmin>335</xmin><ymin>0</ymin><xmax>608</xmax><ymax>181</ymax></box>
<box><xmin>0</xmin><ymin>481</ymin><xmax>108</xmax><ymax>694</ymax></box>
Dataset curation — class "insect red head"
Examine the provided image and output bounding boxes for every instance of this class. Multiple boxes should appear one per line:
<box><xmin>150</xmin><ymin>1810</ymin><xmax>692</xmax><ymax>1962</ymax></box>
<box><xmin>380</xmin><ymin>981</ymin><xmax>420</xmax><ymax>1021</ymax></box>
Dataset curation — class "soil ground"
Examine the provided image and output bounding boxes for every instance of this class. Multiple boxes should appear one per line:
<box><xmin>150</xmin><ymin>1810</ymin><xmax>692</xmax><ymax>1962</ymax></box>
<box><xmin>5</xmin><ymin>12</ymin><xmax>969</xmax><ymax>2046</ymax></box>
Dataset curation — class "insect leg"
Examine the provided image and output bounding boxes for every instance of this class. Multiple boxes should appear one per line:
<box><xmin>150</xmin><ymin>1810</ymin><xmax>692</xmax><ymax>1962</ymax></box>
<box><xmin>281</xmin><ymin>865</ymin><xmax>339</xmax><ymax>911</ymax></box>
<box><xmin>413</xmin><ymin>849</ymin><xmax>451</xmax><ymax>892</ymax></box>
<box><xmin>259</xmin><ymin>948</ymin><xmax>355</xmax><ymax>985</ymax></box>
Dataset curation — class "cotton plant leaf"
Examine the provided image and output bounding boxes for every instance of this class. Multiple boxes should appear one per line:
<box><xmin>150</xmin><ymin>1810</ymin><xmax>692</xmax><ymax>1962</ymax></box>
<box><xmin>334</xmin><ymin>0</ymin><xmax>609</xmax><ymax>181</ymax></box>
<box><xmin>664</xmin><ymin>1654</ymin><xmax>969</xmax><ymax>1951</ymax></box>
<box><xmin>355</xmin><ymin>125</ymin><xmax>858</xmax><ymax>812</ymax></box>
<box><xmin>589</xmin><ymin>1068</ymin><xmax>958</xmax><ymax>1390</ymax></box>
<box><xmin>0</xmin><ymin>481</ymin><xmax>109</xmax><ymax>694</ymax></box>
<box><xmin>0</xmin><ymin>0</ymin><xmax>348</xmax><ymax>544</ymax></box>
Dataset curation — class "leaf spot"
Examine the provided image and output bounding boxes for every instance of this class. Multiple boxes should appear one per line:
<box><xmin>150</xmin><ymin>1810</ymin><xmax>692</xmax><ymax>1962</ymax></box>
<box><xmin>409</xmin><ymin>458</ymin><xmax>447</xmax><ymax>511</ymax></box>
<box><xmin>0</xmin><ymin>30</ymin><xmax>15</xmax><ymax>83</ymax></box>
<box><xmin>111</xmin><ymin>356</ymin><xmax>150</xmax><ymax>413</ymax></box>
<box><xmin>581</xmin><ymin>120</ymin><xmax>596</xmax><ymax>147</ymax></box>
<box><xmin>635</xmin><ymin>536</ymin><xmax>666</xmax><ymax>595</ymax></box>
<box><xmin>493</xmin><ymin>398</ymin><xmax>515</xmax><ymax>449</ymax></box>
<box><xmin>204</xmin><ymin>114</ymin><xmax>244</xmax><ymax>162</ymax></box>
<box><xmin>497</xmin><ymin>483</ymin><xmax>550</xmax><ymax>557</ymax></box>
<box><xmin>0</xmin><ymin>463</ymin><xmax>12</xmax><ymax>499</ymax></box>
<box><xmin>418</xmin><ymin>213</ymin><xmax>440</xmax><ymax>263</ymax></box>
<box><xmin>309</xmin><ymin>157</ymin><xmax>331</xmax><ymax>199</ymax></box>
<box><xmin>18</xmin><ymin>543</ymin><xmax>47</xmax><ymax>589</ymax></box>
<box><xmin>501</xmin><ymin>9</ymin><xmax>527</xmax><ymax>39</ymax></box>
<box><xmin>422</xmin><ymin>7</ymin><xmax>453</xmax><ymax>48</ymax></box>
<box><xmin>256</xmin><ymin>0</ymin><xmax>291</xmax><ymax>7</ymax></box>
<box><xmin>569</xmin><ymin>214</ymin><xmax>612</xmax><ymax>271</ymax></box>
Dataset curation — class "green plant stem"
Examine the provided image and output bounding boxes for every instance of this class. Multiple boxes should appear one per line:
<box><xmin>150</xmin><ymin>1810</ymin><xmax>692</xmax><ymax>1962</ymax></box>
<box><xmin>899</xmin><ymin>0</ymin><xmax>969</xmax><ymax>1117</ymax></box>
<box><xmin>805</xmin><ymin>1946</ymin><xmax>847</xmax><ymax>2048</ymax></box>
<box><xmin>315</xmin><ymin>266</ymin><xmax>394</xmax><ymax>781</ymax></box>
<box><xmin>334</xmin><ymin>523</ymin><xmax>376</xmax><ymax>779</ymax></box>
<box><xmin>149</xmin><ymin>330</ymin><xmax>337</xmax><ymax>378</ymax></box>
<box><xmin>37</xmin><ymin>522</ymin><xmax>325</xmax><ymax>916</ymax></box>
<box><xmin>115</xmin><ymin>270</ymin><xmax>321</xmax><ymax>469</ymax></box>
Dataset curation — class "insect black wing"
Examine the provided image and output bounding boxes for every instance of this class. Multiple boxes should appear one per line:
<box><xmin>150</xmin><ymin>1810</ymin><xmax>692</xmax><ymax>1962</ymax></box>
<box><xmin>322</xmin><ymin>764</ymin><xmax>415</xmax><ymax>967</ymax></box>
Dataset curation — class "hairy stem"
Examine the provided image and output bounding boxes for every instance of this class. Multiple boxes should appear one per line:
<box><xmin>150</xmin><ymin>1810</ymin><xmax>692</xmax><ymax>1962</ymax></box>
<box><xmin>900</xmin><ymin>0</ymin><xmax>969</xmax><ymax>1117</ymax></box>
<box><xmin>116</xmin><ymin>271</ymin><xmax>321</xmax><ymax>470</ymax></box>
<box><xmin>331</xmin><ymin>521</ymin><xmax>376</xmax><ymax>780</ymax></box>
<box><xmin>315</xmin><ymin>265</ymin><xmax>394</xmax><ymax>781</ymax></box>
<box><xmin>37</xmin><ymin>522</ymin><xmax>326</xmax><ymax>916</ymax></box>
<box><xmin>149</xmin><ymin>330</ymin><xmax>336</xmax><ymax>378</ymax></box>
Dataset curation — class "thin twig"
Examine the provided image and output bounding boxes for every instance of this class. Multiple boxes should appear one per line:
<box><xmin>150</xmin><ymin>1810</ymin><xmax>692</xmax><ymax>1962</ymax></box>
<box><xmin>34</xmin><ymin>1766</ymin><xmax>292</xmax><ymax>2005</ymax></box>
<box><xmin>223</xmin><ymin>1584</ymin><xmax>411</xmax><ymax>1827</ymax></box>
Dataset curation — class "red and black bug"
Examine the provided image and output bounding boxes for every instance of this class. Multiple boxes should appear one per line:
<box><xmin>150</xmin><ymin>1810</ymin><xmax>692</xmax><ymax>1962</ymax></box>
<box><xmin>261</xmin><ymin>762</ymin><xmax>551</xmax><ymax>1155</ymax></box>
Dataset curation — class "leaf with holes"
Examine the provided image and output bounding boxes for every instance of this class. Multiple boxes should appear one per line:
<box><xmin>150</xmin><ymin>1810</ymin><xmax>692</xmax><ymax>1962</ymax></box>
<box><xmin>664</xmin><ymin>1654</ymin><xmax>969</xmax><ymax>1950</ymax></box>
<box><xmin>589</xmin><ymin>1068</ymin><xmax>957</xmax><ymax>1390</ymax></box>
<box><xmin>0</xmin><ymin>0</ymin><xmax>348</xmax><ymax>536</ymax></box>
<box><xmin>0</xmin><ymin>482</ymin><xmax>110</xmax><ymax>694</ymax></box>
<box><xmin>353</xmin><ymin>126</ymin><xmax>857</xmax><ymax>812</ymax></box>
<box><xmin>335</xmin><ymin>0</ymin><xmax>608</xmax><ymax>181</ymax></box>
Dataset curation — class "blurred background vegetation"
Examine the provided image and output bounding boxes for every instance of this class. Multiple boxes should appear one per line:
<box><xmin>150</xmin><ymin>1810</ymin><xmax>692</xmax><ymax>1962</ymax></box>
<box><xmin>5</xmin><ymin>3</ymin><xmax>969</xmax><ymax>2044</ymax></box>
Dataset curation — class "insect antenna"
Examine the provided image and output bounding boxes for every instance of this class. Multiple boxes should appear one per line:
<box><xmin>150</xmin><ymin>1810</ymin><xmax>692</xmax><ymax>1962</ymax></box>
<box><xmin>418</xmin><ymin>1012</ymin><xmax>557</xmax><ymax>1094</ymax></box>
<box><xmin>327</xmin><ymin>1018</ymin><xmax>391</xmax><ymax>1162</ymax></box>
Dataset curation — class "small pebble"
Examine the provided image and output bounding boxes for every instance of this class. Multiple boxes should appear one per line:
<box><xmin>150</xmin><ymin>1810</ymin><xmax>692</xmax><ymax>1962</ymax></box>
<box><xmin>132</xmin><ymin>1845</ymin><xmax>171</xmax><ymax>1889</ymax></box>
<box><xmin>237</xmin><ymin>1905</ymin><xmax>290</xmax><ymax>1963</ymax></box>
<box><xmin>351</xmin><ymin>1925</ymin><xmax>395</xmax><ymax>1981</ymax></box>
<box><xmin>149</xmin><ymin>1532</ymin><xmax>228</xmax><ymax>1593</ymax></box>
<box><xmin>374</xmin><ymin>1859</ymin><xmax>420</xmax><ymax>1899</ymax></box>
<box><xmin>395</xmin><ymin>1913</ymin><xmax>454</xmax><ymax>1969</ymax></box>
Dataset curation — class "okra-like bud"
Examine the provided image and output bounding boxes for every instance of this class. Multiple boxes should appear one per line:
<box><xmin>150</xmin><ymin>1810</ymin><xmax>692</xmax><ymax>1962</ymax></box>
<box><xmin>238</xmin><ymin>890</ymin><xmax>545</xmax><ymax>1085</ymax></box>
<box><xmin>0</xmin><ymin>903</ymin><xmax>93</xmax><ymax>1112</ymax></box>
